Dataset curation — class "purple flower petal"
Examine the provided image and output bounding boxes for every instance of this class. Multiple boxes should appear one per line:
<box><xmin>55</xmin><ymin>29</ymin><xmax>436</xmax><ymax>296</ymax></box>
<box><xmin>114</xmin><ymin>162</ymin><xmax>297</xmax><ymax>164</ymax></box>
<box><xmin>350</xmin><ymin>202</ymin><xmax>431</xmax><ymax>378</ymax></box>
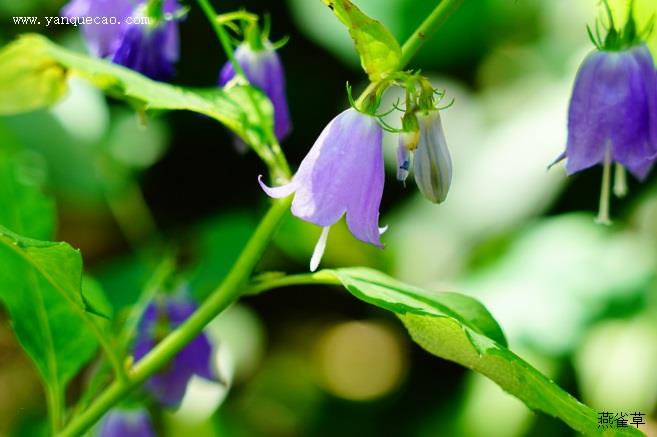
<box><xmin>220</xmin><ymin>42</ymin><xmax>292</xmax><ymax>141</ymax></box>
<box><xmin>133</xmin><ymin>295</ymin><xmax>216</xmax><ymax>408</ymax></box>
<box><xmin>261</xmin><ymin>108</ymin><xmax>385</xmax><ymax>247</ymax></box>
<box><xmin>112</xmin><ymin>17</ymin><xmax>180</xmax><ymax>81</ymax></box>
<box><xmin>258</xmin><ymin>175</ymin><xmax>297</xmax><ymax>198</ymax></box>
<box><xmin>98</xmin><ymin>408</ymin><xmax>155</xmax><ymax>437</ymax></box>
<box><xmin>563</xmin><ymin>44</ymin><xmax>657</xmax><ymax>179</ymax></box>
<box><xmin>61</xmin><ymin>0</ymin><xmax>136</xmax><ymax>58</ymax></box>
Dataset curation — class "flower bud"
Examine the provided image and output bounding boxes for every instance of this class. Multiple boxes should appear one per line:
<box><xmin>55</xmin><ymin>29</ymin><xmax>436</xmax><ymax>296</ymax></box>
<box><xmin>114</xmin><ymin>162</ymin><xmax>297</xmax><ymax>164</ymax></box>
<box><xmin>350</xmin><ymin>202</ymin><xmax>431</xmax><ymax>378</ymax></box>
<box><xmin>413</xmin><ymin>110</ymin><xmax>452</xmax><ymax>204</ymax></box>
<box><xmin>259</xmin><ymin>108</ymin><xmax>385</xmax><ymax>270</ymax></box>
<box><xmin>220</xmin><ymin>41</ymin><xmax>291</xmax><ymax>141</ymax></box>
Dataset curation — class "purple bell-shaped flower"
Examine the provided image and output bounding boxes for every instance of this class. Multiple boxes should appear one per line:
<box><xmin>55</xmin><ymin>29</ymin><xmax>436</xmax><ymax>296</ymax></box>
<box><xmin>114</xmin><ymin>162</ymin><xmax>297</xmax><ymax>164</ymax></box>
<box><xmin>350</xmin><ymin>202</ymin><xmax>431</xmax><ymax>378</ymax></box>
<box><xmin>133</xmin><ymin>295</ymin><xmax>216</xmax><ymax>408</ymax></box>
<box><xmin>61</xmin><ymin>0</ymin><xmax>134</xmax><ymax>58</ymax></box>
<box><xmin>560</xmin><ymin>44</ymin><xmax>657</xmax><ymax>179</ymax></box>
<box><xmin>61</xmin><ymin>0</ymin><xmax>183</xmax><ymax>81</ymax></box>
<box><xmin>553</xmin><ymin>4</ymin><xmax>657</xmax><ymax>223</ymax></box>
<box><xmin>259</xmin><ymin>108</ymin><xmax>385</xmax><ymax>271</ymax></box>
<box><xmin>112</xmin><ymin>0</ymin><xmax>182</xmax><ymax>81</ymax></box>
<box><xmin>98</xmin><ymin>408</ymin><xmax>155</xmax><ymax>437</ymax></box>
<box><xmin>220</xmin><ymin>41</ymin><xmax>292</xmax><ymax>142</ymax></box>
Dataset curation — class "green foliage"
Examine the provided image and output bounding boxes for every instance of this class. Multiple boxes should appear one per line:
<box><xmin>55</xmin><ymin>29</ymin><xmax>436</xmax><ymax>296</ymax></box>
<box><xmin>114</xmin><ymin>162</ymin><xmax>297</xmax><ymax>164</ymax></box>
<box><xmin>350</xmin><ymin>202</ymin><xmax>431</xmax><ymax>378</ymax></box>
<box><xmin>0</xmin><ymin>226</ymin><xmax>99</xmax><ymax>399</ymax></box>
<box><xmin>0</xmin><ymin>34</ymin><xmax>274</xmax><ymax>150</ymax></box>
<box><xmin>322</xmin><ymin>0</ymin><xmax>402</xmax><ymax>80</ymax></box>
<box><xmin>82</xmin><ymin>276</ymin><xmax>114</xmax><ymax>320</ymax></box>
<box><xmin>326</xmin><ymin>267</ymin><xmax>641</xmax><ymax>436</ymax></box>
<box><xmin>0</xmin><ymin>36</ymin><xmax>67</xmax><ymax>114</ymax></box>
<box><xmin>189</xmin><ymin>213</ymin><xmax>258</xmax><ymax>300</ymax></box>
<box><xmin>0</xmin><ymin>154</ymin><xmax>109</xmax><ymax>414</ymax></box>
<box><xmin>0</xmin><ymin>152</ymin><xmax>54</xmax><ymax>239</ymax></box>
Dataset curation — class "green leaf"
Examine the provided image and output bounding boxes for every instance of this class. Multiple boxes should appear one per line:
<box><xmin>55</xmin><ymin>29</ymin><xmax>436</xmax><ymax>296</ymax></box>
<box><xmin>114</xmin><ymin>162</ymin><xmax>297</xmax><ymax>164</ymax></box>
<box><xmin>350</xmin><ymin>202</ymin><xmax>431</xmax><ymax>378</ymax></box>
<box><xmin>0</xmin><ymin>35</ymin><xmax>67</xmax><ymax>114</ymax></box>
<box><xmin>328</xmin><ymin>267</ymin><xmax>506</xmax><ymax>346</ymax></box>
<box><xmin>0</xmin><ymin>151</ymin><xmax>54</xmax><ymax>240</ymax></box>
<box><xmin>82</xmin><ymin>276</ymin><xmax>113</xmax><ymax>320</ymax></box>
<box><xmin>0</xmin><ymin>34</ymin><xmax>274</xmax><ymax>149</ymax></box>
<box><xmin>326</xmin><ymin>267</ymin><xmax>642</xmax><ymax>437</ymax></box>
<box><xmin>0</xmin><ymin>155</ymin><xmax>105</xmax><ymax>408</ymax></box>
<box><xmin>0</xmin><ymin>225</ymin><xmax>99</xmax><ymax>395</ymax></box>
<box><xmin>323</xmin><ymin>0</ymin><xmax>402</xmax><ymax>80</ymax></box>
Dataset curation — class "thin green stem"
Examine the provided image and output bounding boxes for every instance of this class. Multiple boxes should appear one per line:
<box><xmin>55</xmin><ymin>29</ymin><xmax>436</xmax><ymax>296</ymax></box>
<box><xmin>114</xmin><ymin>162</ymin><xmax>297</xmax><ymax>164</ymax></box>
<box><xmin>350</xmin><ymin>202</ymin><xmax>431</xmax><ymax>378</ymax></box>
<box><xmin>399</xmin><ymin>0</ymin><xmax>464</xmax><ymax>69</ymax></box>
<box><xmin>197</xmin><ymin>0</ymin><xmax>246</xmax><ymax>79</ymax></box>
<box><xmin>57</xmin><ymin>198</ymin><xmax>291</xmax><ymax>437</ymax></box>
<box><xmin>244</xmin><ymin>271</ymin><xmax>341</xmax><ymax>296</ymax></box>
<box><xmin>356</xmin><ymin>0</ymin><xmax>464</xmax><ymax>108</ymax></box>
<box><xmin>46</xmin><ymin>385</ymin><xmax>63</xmax><ymax>434</ymax></box>
<box><xmin>197</xmin><ymin>0</ymin><xmax>291</xmax><ymax>180</ymax></box>
<box><xmin>90</xmin><ymin>319</ymin><xmax>128</xmax><ymax>384</ymax></box>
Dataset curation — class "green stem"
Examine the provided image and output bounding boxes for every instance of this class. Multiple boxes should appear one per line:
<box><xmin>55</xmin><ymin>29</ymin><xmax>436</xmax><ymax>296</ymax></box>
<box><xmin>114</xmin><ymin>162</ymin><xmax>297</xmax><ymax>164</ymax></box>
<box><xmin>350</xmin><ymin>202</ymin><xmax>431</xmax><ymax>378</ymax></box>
<box><xmin>399</xmin><ymin>0</ymin><xmax>464</xmax><ymax>68</ymax></box>
<box><xmin>197</xmin><ymin>0</ymin><xmax>246</xmax><ymax>79</ymax></box>
<box><xmin>46</xmin><ymin>385</ymin><xmax>63</xmax><ymax>434</ymax></box>
<box><xmin>244</xmin><ymin>271</ymin><xmax>341</xmax><ymax>296</ymax></box>
<box><xmin>89</xmin><ymin>318</ymin><xmax>128</xmax><ymax>384</ymax></box>
<box><xmin>197</xmin><ymin>0</ymin><xmax>291</xmax><ymax>180</ymax></box>
<box><xmin>356</xmin><ymin>0</ymin><xmax>464</xmax><ymax>108</ymax></box>
<box><xmin>57</xmin><ymin>198</ymin><xmax>291</xmax><ymax>437</ymax></box>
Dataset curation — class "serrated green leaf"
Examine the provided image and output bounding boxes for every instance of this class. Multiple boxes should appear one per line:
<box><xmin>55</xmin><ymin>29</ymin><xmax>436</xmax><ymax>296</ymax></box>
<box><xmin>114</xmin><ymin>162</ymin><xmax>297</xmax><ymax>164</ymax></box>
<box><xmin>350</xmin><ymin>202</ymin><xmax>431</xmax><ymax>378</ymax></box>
<box><xmin>323</xmin><ymin>0</ymin><xmax>402</xmax><ymax>80</ymax></box>
<box><xmin>326</xmin><ymin>267</ymin><xmax>642</xmax><ymax>437</ymax></box>
<box><xmin>0</xmin><ymin>155</ymin><xmax>104</xmax><ymax>406</ymax></box>
<box><xmin>0</xmin><ymin>226</ymin><xmax>98</xmax><ymax>394</ymax></box>
<box><xmin>0</xmin><ymin>34</ymin><xmax>274</xmax><ymax>149</ymax></box>
<box><xmin>328</xmin><ymin>267</ymin><xmax>506</xmax><ymax>346</ymax></box>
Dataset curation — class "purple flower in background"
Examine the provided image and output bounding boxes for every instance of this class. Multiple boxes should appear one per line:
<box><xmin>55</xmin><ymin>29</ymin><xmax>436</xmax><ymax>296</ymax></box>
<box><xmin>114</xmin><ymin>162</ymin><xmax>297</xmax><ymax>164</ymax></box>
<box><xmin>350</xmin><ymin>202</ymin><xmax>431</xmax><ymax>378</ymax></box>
<box><xmin>62</xmin><ymin>0</ymin><xmax>134</xmax><ymax>58</ymax></box>
<box><xmin>112</xmin><ymin>0</ymin><xmax>182</xmax><ymax>81</ymax></box>
<box><xmin>134</xmin><ymin>295</ymin><xmax>216</xmax><ymax>408</ymax></box>
<box><xmin>259</xmin><ymin>108</ymin><xmax>385</xmax><ymax>271</ymax></box>
<box><xmin>557</xmin><ymin>44</ymin><xmax>657</xmax><ymax>179</ymax></box>
<box><xmin>219</xmin><ymin>42</ymin><xmax>292</xmax><ymax>141</ymax></box>
<box><xmin>61</xmin><ymin>0</ymin><xmax>183</xmax><ymax>80</ymax></box>
<box><xmin>98</xmin><ymin>408</ymin><xmax>155</xmax><ymax>437</ymax></box>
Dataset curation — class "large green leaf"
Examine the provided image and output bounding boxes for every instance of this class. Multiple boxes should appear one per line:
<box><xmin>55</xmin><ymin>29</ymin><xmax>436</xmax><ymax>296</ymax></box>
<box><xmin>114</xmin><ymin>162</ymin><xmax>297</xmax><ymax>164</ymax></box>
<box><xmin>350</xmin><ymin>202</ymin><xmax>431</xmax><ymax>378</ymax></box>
<box><xmin>0</xmin><ymin>155</ymin><xmax>101</xmax><ymax>403</ymax></box>
<box><xmin>0</xmin><ymin>226</ymin><xmax>99</xmax><ymax>396</ymax></box>
<box><xmin>0</xmin><ymin>34</ymin><xmax>274</xmax><ymax>148</ymax></box>
<box><xmin>323</xmin><ymin>0</ymin><xmax>402</xmax><ymax>80</ymax></box>
<box><xmin>325</xmin><ymin>267</ymin><xmax>642</xmax><ymax>437</ymax></box>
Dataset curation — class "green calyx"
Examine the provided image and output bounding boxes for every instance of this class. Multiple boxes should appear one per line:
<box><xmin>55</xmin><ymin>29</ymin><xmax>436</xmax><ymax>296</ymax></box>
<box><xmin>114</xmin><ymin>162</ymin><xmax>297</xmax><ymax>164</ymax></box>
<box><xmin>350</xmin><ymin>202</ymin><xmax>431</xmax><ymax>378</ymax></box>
<box><xmin>589</xmin><ymin>0</ymin><xmax>652</xmax><ymax>51</ymax></box>
<box><xmin>350</xmin><ymin>71</ymin><xmax>451</xmax><ymax>132</ymax></box>
<box><xmin>144</xmin><ymin>0</ymin><xmax>189</xmax><ymax>26</ymax></box>
<box><xmin>216</xmin><ymin>11</ymin><xmax>288</xmax><ymax>53</ymax></box>
<box><xmin>144</xmin><ymin>0</ymin><xmax>164</xmax><ymax>22</ymax></box>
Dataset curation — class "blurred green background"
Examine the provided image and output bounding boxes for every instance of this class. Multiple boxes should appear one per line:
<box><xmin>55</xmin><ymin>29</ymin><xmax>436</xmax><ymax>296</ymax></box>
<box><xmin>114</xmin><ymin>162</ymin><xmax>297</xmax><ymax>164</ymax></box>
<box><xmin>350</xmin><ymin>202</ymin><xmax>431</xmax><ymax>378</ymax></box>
<box><xmin>1</xmin><ymin>0</ymin><xmax>657</xmax><ymax>436</ymax></box>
